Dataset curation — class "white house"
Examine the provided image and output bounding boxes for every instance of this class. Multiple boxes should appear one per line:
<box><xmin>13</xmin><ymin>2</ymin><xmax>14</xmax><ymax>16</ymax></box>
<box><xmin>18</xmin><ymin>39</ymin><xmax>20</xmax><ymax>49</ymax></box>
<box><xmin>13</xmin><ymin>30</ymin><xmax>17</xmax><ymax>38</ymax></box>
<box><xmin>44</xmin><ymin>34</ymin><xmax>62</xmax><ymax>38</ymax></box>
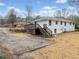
<box><xmin>33</xmin><ymin>17</ymin><xmax>75</xmax><ymax>34</ymax></box>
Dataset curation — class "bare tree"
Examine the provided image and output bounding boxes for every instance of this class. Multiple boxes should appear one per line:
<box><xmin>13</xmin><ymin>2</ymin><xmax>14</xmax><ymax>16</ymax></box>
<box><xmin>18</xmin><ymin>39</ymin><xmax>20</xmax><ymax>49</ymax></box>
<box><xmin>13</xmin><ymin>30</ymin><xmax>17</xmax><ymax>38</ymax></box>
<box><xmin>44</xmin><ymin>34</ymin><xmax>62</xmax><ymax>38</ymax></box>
<box><xmin>68</xmin><ymin>0</ymin><xmax>79</xmax><ymax>7</ymax></box>
<box><xmin>56</xmin><ymin>10</ymin><xmax>62</xmax><ymax>17</ymax></box>
<box><xmin>0</xmin><ymin>15</ymin><xmax>4</xmax><ymax>25</ymax></box>
<box><xmin>35</xmin><ymin>15</ymin><xmax>40</xmax><ymax>20</ymax></box>
<box><xmin>26</xmin><ymin>6</ymin><xmax>33</xmax><ymax>22</ymax></box>
<box><xmin>8</xmin><ymin>9</ymin><xmax>16</xmax><ymax>26</ymax></box>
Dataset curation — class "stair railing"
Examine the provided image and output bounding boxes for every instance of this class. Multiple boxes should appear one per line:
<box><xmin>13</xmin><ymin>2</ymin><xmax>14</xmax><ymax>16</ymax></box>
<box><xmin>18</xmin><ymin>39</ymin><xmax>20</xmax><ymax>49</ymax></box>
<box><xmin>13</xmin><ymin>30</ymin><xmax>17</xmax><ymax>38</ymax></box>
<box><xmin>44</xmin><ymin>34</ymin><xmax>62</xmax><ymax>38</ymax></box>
<box><xmin>45</xmin><ymin>27</ymin><xmax>52</xmax><ymax>36</ymax></box>
<box><xmin>36</xmin><ymin>24</ymin><xmax>47</xmax><ymax>37</ymax></box>
<box><xmin>37</xmin><ymin>24</ymin><xmax>52</xmax><ymax>37</ymax></box>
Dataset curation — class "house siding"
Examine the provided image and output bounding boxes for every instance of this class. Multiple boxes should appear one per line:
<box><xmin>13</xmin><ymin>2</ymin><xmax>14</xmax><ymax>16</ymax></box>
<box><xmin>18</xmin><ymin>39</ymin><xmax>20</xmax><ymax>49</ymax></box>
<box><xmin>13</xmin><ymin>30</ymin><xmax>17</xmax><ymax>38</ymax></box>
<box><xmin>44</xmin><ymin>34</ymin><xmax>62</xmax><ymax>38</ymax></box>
<box><xmin>37</xmin><ymin>20</ymin><xmax>75</xmax><ymax>34</ymax></box>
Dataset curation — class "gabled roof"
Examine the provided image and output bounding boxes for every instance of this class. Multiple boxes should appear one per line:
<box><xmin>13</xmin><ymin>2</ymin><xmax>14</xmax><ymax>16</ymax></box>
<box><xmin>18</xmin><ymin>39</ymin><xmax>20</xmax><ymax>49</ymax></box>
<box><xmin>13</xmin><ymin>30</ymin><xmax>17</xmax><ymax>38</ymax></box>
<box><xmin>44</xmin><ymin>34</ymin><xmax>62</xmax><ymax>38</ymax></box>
<box><xmin>33</xmin><ymin>17</ymin><xmax>73</xmax><ymax>23</ymax></box>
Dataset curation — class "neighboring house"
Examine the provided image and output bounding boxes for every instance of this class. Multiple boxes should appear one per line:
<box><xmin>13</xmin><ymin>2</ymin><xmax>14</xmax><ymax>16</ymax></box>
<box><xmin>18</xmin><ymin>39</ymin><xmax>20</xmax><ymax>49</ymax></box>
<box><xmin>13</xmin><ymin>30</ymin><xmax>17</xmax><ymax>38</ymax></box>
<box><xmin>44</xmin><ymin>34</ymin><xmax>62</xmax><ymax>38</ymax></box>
<box><xmin>33</xmin><ymin>17</ymin><xmax>75</xmax><ymax>34</ymax></box>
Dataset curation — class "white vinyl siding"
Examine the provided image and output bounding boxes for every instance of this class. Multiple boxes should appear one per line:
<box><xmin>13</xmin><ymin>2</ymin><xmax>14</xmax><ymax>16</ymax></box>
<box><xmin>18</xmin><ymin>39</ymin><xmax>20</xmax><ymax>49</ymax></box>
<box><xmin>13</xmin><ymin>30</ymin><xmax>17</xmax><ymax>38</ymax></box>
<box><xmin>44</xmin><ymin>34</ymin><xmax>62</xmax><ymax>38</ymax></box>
<box><xmin>37</xmin><ymin>20</ymin><xmax>75</xmax><ymax>34</ymax></box>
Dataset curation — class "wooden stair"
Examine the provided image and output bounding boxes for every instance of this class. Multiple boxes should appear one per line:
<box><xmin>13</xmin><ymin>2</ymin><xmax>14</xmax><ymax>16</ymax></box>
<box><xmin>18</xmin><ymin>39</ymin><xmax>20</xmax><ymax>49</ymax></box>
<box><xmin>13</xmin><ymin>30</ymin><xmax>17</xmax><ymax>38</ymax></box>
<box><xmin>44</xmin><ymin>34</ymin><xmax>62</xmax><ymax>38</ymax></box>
<box><xmin>26</xmin><ymin>23</ymin><xmax>53</xmax><ymax>38</ymax></box>
<box><xmin>36</xmin><ymin>24</ymin><xmax>52</xmax><ymax>37</ymax></box>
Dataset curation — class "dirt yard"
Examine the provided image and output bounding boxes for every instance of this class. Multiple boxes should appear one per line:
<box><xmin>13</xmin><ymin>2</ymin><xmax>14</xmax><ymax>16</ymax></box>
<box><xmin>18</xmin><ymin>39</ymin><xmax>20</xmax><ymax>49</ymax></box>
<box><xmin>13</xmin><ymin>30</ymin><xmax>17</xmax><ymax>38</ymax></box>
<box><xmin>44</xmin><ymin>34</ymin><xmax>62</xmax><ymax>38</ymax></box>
<box><xmin>18</xmin><ymin>32</ymin><xmax>79</xmax><ymax>59</ymax></box>
<box><xmin>0</xmin><ymin>28</ymin><xmax>79</xmax><ymax>59</ymax></box>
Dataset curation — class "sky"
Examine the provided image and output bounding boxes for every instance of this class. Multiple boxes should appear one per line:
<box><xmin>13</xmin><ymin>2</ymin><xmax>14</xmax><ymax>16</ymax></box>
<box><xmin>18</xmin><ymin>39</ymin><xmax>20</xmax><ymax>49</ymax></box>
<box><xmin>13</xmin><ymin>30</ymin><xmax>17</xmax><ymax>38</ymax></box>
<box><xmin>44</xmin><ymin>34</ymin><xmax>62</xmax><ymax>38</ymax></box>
<box><xmin>0</xmin><ymin>0</ymin><xmax>79</xmax><ymax>17</ymax></box>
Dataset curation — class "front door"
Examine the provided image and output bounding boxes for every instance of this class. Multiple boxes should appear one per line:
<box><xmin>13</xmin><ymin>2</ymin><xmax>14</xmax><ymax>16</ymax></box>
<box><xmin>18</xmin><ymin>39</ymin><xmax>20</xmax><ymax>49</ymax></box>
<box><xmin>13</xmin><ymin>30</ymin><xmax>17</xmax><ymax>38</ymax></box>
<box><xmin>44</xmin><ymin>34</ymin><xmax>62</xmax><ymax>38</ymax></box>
<box><xmin>54</xmin><ymin>29</ymin><xmax>57</xmax><ymax>34</ymax></box>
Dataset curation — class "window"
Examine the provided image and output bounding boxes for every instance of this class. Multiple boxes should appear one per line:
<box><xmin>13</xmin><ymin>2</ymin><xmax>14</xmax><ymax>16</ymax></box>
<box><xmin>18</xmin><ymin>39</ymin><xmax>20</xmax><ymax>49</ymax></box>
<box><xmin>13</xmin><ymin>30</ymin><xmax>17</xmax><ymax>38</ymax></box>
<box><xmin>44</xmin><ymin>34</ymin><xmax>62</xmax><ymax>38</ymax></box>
<box><xmin>70</xmin><ymin>22</ymin><xmax>71</xmax><ymax>25</ymax></box>
<box><xmin>64</xmin><ymin>22</ymin><xmax>66</xmax><ymax>26</ymax></box>
<box><xmin>61</xmin><ymin>21</ymin><xmax>63</xmax><ymax>25</ymax></box>
<box><xmin>56</xmin><ymin>21</ymin><xmax>58</xmax><ymax>25</ymax></box>
<box><xmin>49</xmin><ymin>20</ymin><xmax>52</xmax><ymax>26</ymax></box>
<box><xmin>73</xmin><ymin>23</ymin><xmax>74</xmax><ymax>25</ymax></box>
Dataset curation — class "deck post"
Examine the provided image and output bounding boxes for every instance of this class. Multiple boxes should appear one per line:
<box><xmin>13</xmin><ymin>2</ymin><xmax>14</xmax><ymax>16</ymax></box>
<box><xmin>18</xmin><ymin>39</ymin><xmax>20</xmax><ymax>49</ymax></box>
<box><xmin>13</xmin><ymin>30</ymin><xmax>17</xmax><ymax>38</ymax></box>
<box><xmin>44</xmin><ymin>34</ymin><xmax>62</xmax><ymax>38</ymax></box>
<box><xmin>34</xmin><ymin>21</ymin><xmax>37</xmax><ymax>35</ymax></box>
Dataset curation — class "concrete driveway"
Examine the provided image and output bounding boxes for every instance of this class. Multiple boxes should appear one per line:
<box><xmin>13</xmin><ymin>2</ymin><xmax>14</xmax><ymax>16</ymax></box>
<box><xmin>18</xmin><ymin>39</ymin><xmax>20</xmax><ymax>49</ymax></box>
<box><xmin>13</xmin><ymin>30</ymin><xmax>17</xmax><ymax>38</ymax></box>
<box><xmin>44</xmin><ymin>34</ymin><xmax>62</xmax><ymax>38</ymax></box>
<box><xmin>0</xmin><ymin>28</ymin><xmax>53</xmax><ymax>59</ymax></box>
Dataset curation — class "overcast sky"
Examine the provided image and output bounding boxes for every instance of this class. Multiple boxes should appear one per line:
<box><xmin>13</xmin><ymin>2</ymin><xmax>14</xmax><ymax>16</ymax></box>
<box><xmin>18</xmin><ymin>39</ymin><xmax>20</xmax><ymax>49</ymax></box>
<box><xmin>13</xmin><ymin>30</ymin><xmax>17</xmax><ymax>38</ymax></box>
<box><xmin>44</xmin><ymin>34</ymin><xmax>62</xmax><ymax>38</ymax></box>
<box><xmin>0</xmin><ymin>0</ymin><xmax>79</xmax><ymax>17</ymax></box>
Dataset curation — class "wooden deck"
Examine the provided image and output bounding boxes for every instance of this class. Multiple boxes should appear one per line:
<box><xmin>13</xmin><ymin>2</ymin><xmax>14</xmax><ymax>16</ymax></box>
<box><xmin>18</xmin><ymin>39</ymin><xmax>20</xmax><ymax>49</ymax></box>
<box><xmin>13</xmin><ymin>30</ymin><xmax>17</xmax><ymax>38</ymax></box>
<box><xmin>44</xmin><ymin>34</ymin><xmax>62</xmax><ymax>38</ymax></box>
<box><xmin>25</xmin><ymin>23</ymin><xmax>53</xmax><ymax>38</ymax></box>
